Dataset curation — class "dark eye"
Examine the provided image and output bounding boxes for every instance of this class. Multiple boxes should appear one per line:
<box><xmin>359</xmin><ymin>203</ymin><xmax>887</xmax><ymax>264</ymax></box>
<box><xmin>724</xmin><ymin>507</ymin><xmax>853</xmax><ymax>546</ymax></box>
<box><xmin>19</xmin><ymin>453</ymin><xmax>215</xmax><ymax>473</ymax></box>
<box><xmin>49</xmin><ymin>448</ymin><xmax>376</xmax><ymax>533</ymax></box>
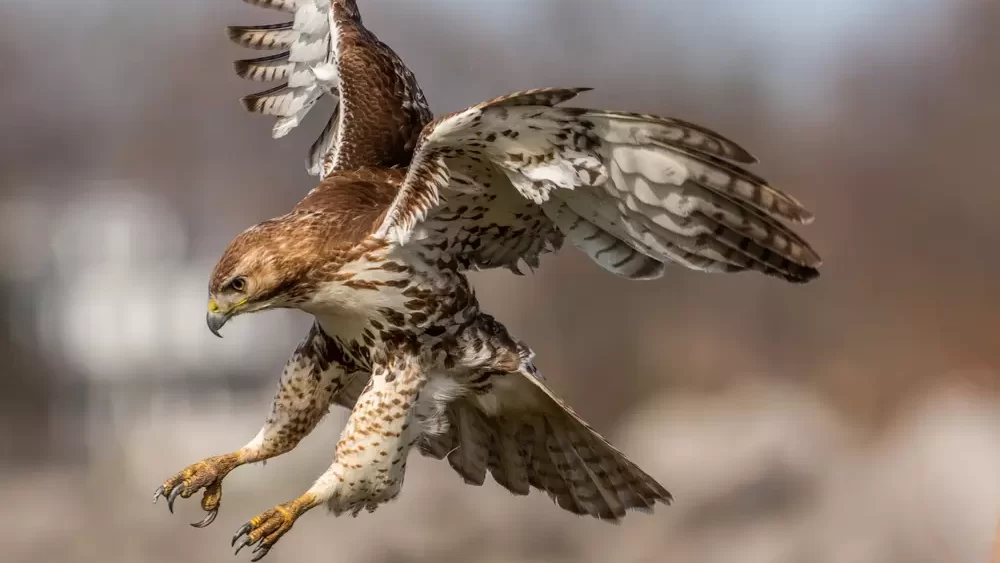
<box><xmin>229</xmin><ymin>276</ymin><xmax>246</xmax><ymax>292</ymax></box>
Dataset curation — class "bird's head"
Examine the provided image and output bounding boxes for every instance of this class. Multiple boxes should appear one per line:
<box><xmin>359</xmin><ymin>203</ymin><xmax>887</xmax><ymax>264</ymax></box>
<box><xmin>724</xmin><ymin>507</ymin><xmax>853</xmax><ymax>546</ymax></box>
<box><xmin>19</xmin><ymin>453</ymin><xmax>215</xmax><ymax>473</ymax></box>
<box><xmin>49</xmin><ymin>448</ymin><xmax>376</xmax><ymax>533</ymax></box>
<box><xmin>205</xmin><ymin>219</ymin><xmax>318</xmax><ymax>337</ymax></box>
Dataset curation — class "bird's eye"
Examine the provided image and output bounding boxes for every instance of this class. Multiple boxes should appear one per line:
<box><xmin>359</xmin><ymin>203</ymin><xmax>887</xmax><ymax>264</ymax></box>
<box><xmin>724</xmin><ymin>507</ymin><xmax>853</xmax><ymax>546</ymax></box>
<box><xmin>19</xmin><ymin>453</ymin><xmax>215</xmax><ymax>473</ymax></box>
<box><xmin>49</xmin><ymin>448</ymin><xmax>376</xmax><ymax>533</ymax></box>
<box><xmin>229</xmin><ymin>277</ymin><xmax>247</xmax><ymax>292</ymax></box>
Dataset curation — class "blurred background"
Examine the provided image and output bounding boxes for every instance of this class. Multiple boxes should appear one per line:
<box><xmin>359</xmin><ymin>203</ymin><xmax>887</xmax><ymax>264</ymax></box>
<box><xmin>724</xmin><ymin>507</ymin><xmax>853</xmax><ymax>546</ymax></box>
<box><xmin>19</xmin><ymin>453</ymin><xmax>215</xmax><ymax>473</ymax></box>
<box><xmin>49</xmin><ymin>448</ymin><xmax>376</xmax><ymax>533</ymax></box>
<box><xmin>1</xmin><ymin>0</ymin><xmax>998</xmax><ymax>562</ymax></box>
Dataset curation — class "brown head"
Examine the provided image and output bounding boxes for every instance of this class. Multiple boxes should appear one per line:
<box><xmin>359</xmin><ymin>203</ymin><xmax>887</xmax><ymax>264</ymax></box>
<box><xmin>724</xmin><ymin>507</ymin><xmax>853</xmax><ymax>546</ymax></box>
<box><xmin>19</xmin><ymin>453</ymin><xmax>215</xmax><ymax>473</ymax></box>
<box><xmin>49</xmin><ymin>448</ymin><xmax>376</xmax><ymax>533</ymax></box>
<box><xmin>205</xmin><ymin>216</ymin><xmax>325</xmax><ymax>336</ymax></box>
<box><xmin>205</xmin><ymin>174</ymin><xmax>400</xmax><ymax>337</ymax></box>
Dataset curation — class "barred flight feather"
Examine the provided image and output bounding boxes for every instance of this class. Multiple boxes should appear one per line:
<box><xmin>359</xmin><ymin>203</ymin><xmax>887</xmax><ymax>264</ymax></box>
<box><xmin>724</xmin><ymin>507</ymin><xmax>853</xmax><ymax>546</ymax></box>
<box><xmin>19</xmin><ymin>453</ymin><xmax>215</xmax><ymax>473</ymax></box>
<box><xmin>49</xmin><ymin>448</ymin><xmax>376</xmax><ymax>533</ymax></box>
<box><xmin>228</xmin><ymin>0</ymin><xmax>432</xmax><ymax>176</ymax></box>
<box><xmin>226</xmin><ymin>23</ymin><xmax>298</xmax><ymax>50</ymax></box>
<box><xmin>417</xmin><ymin>369</ymin><xmax>671</xmax><ymax>522</ymax></box>
<box><xmin>377</xmin><ymin>88</ymin><xmax>821</xmax><ymax>283</ymax></box>
<box><xmin>233</xmin><ymin>52</ymin><xmax>292</xmax><ymax>82</ymax></box>
<box><xmin>576</xmin><ymin>110</ymin><xmax>759</xmax><ymax>164</ymax></box>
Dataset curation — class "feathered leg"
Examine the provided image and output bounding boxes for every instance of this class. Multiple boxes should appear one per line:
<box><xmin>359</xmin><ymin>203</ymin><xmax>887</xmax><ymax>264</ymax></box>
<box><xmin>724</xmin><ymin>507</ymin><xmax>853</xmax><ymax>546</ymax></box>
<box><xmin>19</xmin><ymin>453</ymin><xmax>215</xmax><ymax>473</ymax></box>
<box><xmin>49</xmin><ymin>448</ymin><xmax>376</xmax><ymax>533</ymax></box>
<box><xmin>154</xmin><ymin>322</ymin><xmax>362</xmax><ymax>527</ymax></box>
<box><xmin>231</xmin><ymin>352</ymin><xmax>426</xmax><ymax>560</ymax></box>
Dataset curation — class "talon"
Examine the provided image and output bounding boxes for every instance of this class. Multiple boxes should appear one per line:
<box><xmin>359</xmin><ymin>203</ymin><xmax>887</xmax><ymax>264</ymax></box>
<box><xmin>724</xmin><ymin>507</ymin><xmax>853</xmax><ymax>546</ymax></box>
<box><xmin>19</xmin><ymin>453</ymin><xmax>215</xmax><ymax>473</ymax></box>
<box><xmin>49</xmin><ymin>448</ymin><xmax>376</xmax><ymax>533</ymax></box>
<box><xmin>234</xmin><ymin>537</ymin><xmax>252</xmax><ymax>556</ymax></box>
<box><xmin>153</xmin><ymin>486</ymin><xmax>165</xmax><ymax>503</ymax></box>
<box><xmin>232</xmin><ymin>523</ymin><xmax>251</xmax><ymax>547</ymax></box>
<box><xmin>167</xmin><ymin>485</ymin><xmax>184</xmax><ymax>513</ymax></box>
<box><xmin>191</xmin><ymin>509</ymin><xmax>218</xmax><ymax>528</ymax></box>
<box><xmin>250</xmin><ymin>546</ymin><xmax>271</xmax><ymax>562</ymax></box>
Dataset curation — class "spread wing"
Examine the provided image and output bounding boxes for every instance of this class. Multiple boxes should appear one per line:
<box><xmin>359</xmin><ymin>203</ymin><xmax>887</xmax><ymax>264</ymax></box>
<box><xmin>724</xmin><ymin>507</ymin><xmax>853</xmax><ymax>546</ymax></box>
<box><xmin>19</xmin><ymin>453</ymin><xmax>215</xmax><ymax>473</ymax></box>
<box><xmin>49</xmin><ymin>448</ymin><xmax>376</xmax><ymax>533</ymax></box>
<box><xmin>229</xmin><ymin>0</ymin><xmax>433</xmax><ymax>177</ymax></box>
<box><xmin>373</xmin><ymin>88</ymin><xmax>821</xmax><ymax>283</ymax></box>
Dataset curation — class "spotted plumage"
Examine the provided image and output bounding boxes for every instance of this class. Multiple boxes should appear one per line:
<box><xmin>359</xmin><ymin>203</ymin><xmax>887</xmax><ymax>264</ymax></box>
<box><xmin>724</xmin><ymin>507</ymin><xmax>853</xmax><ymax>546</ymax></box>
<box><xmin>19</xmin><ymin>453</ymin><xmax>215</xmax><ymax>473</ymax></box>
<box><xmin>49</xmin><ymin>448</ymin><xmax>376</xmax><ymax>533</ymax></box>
<box><xmin>156</xmin><ymin>1</ymin><xmax>822</xmax><ymax>559</ymax></box>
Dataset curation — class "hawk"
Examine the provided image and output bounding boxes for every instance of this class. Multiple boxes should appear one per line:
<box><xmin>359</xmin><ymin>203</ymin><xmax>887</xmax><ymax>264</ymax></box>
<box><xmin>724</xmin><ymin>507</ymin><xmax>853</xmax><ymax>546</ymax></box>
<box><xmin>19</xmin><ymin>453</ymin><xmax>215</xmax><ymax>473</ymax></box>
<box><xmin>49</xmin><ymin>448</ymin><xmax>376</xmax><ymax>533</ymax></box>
<box><xmin>154</xmin><ymin>0</ymin><xmax>821</xmax><ymax>560</ymax></box>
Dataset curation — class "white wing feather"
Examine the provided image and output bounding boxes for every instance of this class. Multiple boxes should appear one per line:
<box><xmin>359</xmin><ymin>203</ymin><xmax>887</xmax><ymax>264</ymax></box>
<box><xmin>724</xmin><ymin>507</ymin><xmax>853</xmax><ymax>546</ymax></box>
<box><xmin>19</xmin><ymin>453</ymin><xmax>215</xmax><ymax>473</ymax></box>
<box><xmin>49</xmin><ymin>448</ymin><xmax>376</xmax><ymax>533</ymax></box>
<box><xmin>375</xmin><ymin>88</ymin><xmax>821</xmax><ymax>283</ymax></box>
<box><xmin>228</xmin><ymin>0</ymin><xmax>341</xmax><ymax>175</ymax></box>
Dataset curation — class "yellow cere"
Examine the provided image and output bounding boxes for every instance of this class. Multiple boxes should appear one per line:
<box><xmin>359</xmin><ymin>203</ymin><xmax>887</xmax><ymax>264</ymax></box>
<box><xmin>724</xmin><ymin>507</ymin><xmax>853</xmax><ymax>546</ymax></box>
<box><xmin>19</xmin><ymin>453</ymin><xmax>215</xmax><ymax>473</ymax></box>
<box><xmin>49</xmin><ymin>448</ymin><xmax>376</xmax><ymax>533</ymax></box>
<box><xmin>208</xmin><ymin>299</ymin><xmax>220</xmax><ymax>313</ymax></box>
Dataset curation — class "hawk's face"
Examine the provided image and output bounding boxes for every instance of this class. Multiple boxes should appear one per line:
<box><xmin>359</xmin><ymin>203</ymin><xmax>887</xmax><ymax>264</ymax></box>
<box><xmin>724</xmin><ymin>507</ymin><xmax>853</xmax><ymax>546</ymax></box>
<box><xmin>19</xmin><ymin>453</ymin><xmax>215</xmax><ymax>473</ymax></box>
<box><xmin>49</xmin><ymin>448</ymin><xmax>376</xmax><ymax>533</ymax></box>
<box><xmin>205</xmin><ymin>221</ymin><xmax>316</xmax><ymax>337</ymax></box>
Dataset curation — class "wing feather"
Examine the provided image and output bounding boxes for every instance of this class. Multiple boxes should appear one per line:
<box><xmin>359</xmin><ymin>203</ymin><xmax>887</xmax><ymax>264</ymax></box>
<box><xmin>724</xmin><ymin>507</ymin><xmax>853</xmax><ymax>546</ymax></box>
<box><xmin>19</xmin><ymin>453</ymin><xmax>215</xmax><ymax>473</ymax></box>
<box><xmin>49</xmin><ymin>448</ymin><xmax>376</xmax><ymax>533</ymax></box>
<box><xmin>234</xmin><ymin>52</ymin><xmax>293</xmax><ymax>82</ymax></box>
<box><xmin>228</xmin><ymin>1</ymin><xmax>332</xmax><ymax>142</ymax></box>
<box><xmin>374</xmin><ymin>88</ymin><xmax>821</xmax><ymax>283</ymax></box>
<box><xmin>414</xmin><ymin>354</ymin><xmax>670</xmax><ymax>521</ymax></box>
<box><xmin>228</xmin><ymin>0</ymin><xmax>431</xmax><ymax>176</ymax></box>
<box><xmin>226</xmin><ymin>23</ymin><xmax>298</xmax><ymax>50</ymax></box>
<box><xmin>583</xmin><ymin>109</ymin><xmax>759</xmax><ymax>164</ymax></box>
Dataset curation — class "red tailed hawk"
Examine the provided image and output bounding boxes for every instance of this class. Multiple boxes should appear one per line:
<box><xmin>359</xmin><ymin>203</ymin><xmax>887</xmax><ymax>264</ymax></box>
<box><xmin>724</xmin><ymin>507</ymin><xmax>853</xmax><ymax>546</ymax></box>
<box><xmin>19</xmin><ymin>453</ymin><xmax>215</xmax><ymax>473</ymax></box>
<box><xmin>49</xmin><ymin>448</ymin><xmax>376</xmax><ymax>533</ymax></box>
<box><xmin>154</xmin><ymin>0</ymin><xmax>820</xmax><ymax>560</ymax></box>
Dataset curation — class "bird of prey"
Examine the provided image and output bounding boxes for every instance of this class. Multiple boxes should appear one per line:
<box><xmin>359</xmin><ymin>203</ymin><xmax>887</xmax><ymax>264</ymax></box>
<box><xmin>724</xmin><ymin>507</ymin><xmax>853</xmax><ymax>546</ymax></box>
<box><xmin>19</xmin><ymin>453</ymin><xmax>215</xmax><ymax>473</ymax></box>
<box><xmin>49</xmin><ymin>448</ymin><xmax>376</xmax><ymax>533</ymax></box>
<box><xmin>154</xmin><ymin>0</ymin><xmax>821</xmax><ymax>559</ymax></box>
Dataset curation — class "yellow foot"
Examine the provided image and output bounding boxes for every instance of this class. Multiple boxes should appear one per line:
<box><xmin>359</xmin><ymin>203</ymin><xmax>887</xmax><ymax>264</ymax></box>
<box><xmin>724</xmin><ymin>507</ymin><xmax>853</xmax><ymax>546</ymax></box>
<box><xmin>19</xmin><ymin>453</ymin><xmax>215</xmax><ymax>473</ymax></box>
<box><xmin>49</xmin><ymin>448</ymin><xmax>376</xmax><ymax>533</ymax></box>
<box><xmin>232</xmin><ymin>494</ymin><xmax>317</xmax><ymax>561</ymax></box>
<box><xmin>153</xmin><ymin>453</ymin><xmax>240</xmax><ymax>528</ymax></box>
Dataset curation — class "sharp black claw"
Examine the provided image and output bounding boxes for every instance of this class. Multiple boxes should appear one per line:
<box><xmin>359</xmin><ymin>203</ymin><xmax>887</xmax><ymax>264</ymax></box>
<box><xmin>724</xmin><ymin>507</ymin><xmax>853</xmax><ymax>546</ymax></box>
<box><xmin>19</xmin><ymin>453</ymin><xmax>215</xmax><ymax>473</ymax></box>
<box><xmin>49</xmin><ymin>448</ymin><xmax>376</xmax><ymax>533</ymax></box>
<box><xmin>234</xmin><ymin>537</ymin><xmax>252</xmax><ymax>556</ymax></box>
<box><xmin>250</xmin><ymin>546</ymin><xmax>270</xmax><ymax>562</ymax></box>
<box><xmin>191</xmin><ymin>509</ymin><xmax>218</xmax><ymax>528</ymax></box>
<box><xmin>232</xmin><ymin>523</ymin><xmax>251</xmax><ymax>547</ymax></box>
<box><xmin>167</xmin><ymin>485</ymin><xmax>183</xmax><ymax>513</ymax></box>
<box><xmin>153</xmin><ymin>486</ymin><xmax>165</xmax><ymax>503</ymax></box>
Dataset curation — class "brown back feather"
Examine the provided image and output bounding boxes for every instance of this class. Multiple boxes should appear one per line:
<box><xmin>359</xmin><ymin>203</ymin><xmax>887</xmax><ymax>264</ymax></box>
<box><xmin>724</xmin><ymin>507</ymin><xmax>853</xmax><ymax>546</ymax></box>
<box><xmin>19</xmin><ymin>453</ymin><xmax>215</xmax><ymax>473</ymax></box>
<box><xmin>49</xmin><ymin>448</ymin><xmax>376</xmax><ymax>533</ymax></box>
<box><xmin>294</xmin><ymin>168</ymin><xmax>406</xmax><ymax>243</ymax></box>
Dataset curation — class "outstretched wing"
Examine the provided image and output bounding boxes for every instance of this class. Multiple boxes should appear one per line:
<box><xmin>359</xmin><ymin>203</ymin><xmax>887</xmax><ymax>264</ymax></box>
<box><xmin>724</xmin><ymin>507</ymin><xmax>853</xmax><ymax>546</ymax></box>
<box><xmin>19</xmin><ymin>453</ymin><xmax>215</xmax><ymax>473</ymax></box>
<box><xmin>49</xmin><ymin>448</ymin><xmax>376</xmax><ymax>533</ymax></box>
<box><xmin>373</xmin><ymin>88</ymin><xmax>821</xmax><ymax>282</ymax></box>
<box><xmin>228</xmin><ymin>0</ymin><xmax>433</xmax><ymax>176</ymax></box>
<box><xmin>418</xmin><ymin>370</ymin><xmax>671</xmax><ymax>521</ymax></box>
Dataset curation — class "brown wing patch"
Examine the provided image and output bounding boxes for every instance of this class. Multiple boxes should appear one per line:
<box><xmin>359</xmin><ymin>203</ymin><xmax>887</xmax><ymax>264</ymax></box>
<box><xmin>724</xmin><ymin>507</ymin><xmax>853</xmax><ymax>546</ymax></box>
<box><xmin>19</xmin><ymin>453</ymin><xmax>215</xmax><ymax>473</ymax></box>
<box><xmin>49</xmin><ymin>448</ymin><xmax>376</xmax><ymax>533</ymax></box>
<box><xmin>331</xmin><ymin>7</ymin><xmax>433</xmax><ymax>171</ymax></box>
<box><xmin>229</xmin><ymin>0</ymin><xmax>432</xmax><ymax>176</ymax></box>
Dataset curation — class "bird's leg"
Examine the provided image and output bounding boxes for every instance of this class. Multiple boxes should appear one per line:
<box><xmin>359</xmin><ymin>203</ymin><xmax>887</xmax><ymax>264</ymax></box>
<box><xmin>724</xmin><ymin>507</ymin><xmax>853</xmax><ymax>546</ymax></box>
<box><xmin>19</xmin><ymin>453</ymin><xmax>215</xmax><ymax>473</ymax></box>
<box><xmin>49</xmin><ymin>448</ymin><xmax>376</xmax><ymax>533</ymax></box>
<box><xmin>155</xmin><ymin>323</ymin><xmax>358</xmax><ymax>528</ymax></box>
<box><xmin>232</xmin><ymin>353</ymin><xmax>426</xmax><ymax>560</ymax></box>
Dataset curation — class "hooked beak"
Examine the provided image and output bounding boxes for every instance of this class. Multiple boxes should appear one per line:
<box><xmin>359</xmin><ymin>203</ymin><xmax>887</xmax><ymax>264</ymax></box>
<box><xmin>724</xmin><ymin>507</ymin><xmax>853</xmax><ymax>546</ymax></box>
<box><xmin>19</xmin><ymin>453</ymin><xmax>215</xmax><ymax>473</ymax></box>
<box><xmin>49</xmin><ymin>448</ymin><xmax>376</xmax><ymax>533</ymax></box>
<box><xmin>206</xmin><ymin>298</ymin><xmax>237</xmax><ymax>338</ymax></box>
<box><xmin>206</xmin><ymin>310</ymin><xmax>230</xmax><ymax>338</ymax></box>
